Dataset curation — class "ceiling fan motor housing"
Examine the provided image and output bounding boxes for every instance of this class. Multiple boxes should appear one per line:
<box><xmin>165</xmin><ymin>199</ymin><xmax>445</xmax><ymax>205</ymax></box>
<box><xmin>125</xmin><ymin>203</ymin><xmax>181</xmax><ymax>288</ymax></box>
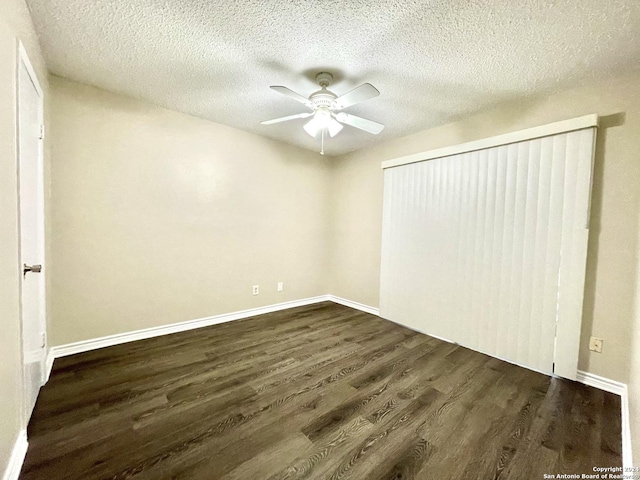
<box><xmin>310</xmin><ymin>72</ymin><xmax>338</xmax><ymax>108</ymax></box>
<box><xmin>310</xmin><ymin>90</ymin><xmax>337</xmax><ymax>107</ymax></box>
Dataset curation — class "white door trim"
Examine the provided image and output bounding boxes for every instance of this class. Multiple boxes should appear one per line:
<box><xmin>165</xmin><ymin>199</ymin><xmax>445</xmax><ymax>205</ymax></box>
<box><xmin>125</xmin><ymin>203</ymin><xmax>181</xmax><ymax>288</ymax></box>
<box><xmin>17</xmin><ymin>42</ymin><xmax>43</xmax><ymax>98</ymax></box>
<box><xmin>1</xmin><ymin>430</ymin><xmax>28</xmax><ymax>480</ymax></box>
<box><xmin>16</xmin><ymin>39</ymin><xmax>47</xmax><ymax>428</ymax></box>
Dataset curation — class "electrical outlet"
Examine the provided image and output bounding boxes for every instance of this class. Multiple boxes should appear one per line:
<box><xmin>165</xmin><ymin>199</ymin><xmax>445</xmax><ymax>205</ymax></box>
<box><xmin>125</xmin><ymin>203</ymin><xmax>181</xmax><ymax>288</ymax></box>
<box><xmin>589</xmin><ymin>336</ymin><xmax>603</xmax><ymax>353</ymax></box>
<box><xmin>277</xmin><ymin>282</ymin><xmax>284</xmax><ymax>292</ymax></box>
<box><xmin>252</xmin><ymin>285</ymin><xmax>259</xmax><ymax>296</ymax></box>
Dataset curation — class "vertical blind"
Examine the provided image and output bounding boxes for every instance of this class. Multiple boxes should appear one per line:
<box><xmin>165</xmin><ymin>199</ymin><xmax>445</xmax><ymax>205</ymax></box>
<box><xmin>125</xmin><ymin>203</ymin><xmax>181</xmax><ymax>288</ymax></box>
<box><xmin>380</xmin><ymin>127</ymin><xmax>596</xmax><ymax>378</ymax></box>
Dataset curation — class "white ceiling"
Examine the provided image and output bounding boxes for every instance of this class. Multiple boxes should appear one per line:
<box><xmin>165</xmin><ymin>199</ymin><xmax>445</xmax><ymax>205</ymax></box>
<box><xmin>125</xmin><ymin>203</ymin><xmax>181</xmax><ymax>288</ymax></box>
<box><xmin>28</xmin><ymin>0</ymin><xmax>640</xmax><ymax>156</ymax></box>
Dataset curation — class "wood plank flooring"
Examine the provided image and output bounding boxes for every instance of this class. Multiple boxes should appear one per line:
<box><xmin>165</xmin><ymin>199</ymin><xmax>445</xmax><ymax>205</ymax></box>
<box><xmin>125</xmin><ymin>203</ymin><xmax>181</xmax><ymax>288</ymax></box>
<box><xmin>21</xmin><ymin>302</ymin><xmax>622</xmax><ymax>479</ymax></box>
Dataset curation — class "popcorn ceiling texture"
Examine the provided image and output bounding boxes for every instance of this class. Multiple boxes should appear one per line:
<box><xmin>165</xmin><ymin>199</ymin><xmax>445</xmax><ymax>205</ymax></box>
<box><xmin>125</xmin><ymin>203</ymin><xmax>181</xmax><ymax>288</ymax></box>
<box><xmin>27</xmin><ymin>0</ymin><xmax>640</xmax><ymax>156</ymax></box>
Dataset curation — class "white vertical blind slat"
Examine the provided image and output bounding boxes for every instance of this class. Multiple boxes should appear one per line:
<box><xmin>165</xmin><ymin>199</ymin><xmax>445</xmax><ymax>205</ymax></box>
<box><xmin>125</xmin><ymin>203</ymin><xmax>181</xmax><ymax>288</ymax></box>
<box><xmin>497</xmin><ymin>145</ymin><xmax>515</xmax><ymax>360</ymax></box>
<box><xmin>509</xmin><ymin>142</ymin><xmax>527</xmax><ymax>363</ymax></box>
<box><xmin>529</xmin><ymin>139</ymin><xmax>550</xmax><ymax>371</ymax></box>
<box><xmin>520</xmin><ymin>140</ymin><xmax>539</xmax><ymax>368</ymax></box>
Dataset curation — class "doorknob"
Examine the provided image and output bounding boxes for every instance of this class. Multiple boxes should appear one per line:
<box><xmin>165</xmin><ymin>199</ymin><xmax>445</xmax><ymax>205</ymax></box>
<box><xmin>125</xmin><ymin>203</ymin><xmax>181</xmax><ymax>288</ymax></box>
<box><xmin>23</xmin><ymin>264</ymin><xmax>42</xmax><ymax>276</ymax></box>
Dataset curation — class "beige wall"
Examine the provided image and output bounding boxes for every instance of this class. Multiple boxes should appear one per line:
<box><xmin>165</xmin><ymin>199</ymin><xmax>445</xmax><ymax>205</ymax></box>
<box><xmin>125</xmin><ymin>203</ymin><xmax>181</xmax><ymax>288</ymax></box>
<box><xmin>330</xmin><ymin>74</ymin><xmax>640</xmax><ymax>385</ymax></box>
<box><xmin>49</xmin><ymin>76</ymin><xmax>331</xmax><ymax>345</ymax></box>
<box><xmin>0</xmin><ymin>0</ymin><xmax>49</xmax><ymax>474</ymax></box>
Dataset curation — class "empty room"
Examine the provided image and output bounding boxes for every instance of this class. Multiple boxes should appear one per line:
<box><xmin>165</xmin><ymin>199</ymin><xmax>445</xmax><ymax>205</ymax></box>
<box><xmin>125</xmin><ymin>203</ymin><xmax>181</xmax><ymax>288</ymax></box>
<box><xmin>2</xmin><ymin>0</ymin><xmax>640</xmax><ymax>479</ymax></box>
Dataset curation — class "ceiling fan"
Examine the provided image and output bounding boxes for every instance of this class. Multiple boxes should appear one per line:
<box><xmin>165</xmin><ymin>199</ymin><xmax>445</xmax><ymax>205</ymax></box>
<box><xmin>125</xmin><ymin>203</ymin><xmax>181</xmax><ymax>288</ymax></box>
<box><xmin>261</xmin><ymin>72</ymin><xmax>384</xmax><ymax>154</ymax></box>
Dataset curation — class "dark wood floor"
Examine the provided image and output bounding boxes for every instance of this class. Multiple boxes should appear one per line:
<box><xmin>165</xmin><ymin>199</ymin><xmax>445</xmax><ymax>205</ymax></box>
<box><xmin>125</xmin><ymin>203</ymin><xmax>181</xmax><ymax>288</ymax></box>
<box><xmin>21</xmin><ymin>302</ymin><xmax>621</xmax><ymax>479</ymax></box>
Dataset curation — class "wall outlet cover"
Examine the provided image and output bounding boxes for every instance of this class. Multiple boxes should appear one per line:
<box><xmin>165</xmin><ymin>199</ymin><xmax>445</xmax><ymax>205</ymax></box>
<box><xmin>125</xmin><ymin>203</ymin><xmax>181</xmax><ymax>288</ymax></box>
<box><xmin>589</xmin><ymin>336</ymin><xmax>603</xmax><ymax>353</ymax></box>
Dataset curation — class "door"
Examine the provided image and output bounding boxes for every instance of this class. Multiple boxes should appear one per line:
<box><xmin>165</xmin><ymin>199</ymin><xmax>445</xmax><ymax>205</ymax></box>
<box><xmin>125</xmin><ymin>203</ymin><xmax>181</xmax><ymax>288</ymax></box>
<box><xmin>17</xmin><ymin>42</ymin><xmax>46</xmax><ymax>422</ymax></box>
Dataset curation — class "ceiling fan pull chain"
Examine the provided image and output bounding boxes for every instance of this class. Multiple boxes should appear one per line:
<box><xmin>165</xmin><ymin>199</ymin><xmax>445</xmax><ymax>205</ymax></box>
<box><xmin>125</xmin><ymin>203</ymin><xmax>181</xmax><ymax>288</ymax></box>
<box><xmin>321</xmin><ymin>128</ymin><xmax>325</xmax><ymax>155</ymax></box>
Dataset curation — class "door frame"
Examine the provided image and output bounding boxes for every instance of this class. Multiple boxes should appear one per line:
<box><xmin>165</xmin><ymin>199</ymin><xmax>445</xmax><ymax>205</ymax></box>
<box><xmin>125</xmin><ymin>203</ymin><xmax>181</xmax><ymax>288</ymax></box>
<box><xmin>16</xmin><ymin>39</ymin><xmax>47</xmax><ymax>427</ymax></box>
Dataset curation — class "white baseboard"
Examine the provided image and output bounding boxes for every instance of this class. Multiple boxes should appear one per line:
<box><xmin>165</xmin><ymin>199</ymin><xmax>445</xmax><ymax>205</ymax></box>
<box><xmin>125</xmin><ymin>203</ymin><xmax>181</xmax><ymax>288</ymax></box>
<box><xmin>620</xmin><ymin>387</ymin><xmax>633</xmax><ymax>471</ymax></box>
<box><xmin>44</xmin><ymin>348</ymin><xmax>54</xmax><ymax>383</ymax></box>
<box><xmin>576</xmin><ymin>370</ymin><xmax>632</xmax><ymax>470</ymax></box>
<box><xmin>52</xmin><ymin>295</ymin><xmax>333</xmax><ymax>358</ymax></box>
<box><xmin>327</xmin><ymin>295</ymin><xmax>379</xmax><ymax>316</ymax></box>
<box><xmin>50</xmin><ymin>295</ymin><xmax>381</xmax><ymax>360</ymax></box>
<box><xmin>2</xmin><ymin>430</ymin><xmax>27</xmax><ymax>480</ymax></box>
<box><xmin>576</xmin><ymin>370</ymin><xmax>626</xmax><ymax>395</ymax></box>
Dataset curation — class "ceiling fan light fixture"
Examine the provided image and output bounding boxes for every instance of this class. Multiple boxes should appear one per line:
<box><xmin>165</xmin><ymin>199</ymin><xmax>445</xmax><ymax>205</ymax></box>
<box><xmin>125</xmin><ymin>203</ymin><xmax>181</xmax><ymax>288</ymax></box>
<box><xmin>314</xmin><ymin>109</ymin><xmax>332</xmax><ymax>128</ymax></box>
<box><xmin>327</xmin><ymin>118</ymin><xmax>343</xmax><ymax>137</ymax></box>
<box><xmin>303</xmin><ymin>118</ymin><xmax>319</xmax><ymax>137</ymax></box>
<box><xmin>303</xmin><ymin>109</ymin><xmax>335</xmax><ymax>138</ymax></box>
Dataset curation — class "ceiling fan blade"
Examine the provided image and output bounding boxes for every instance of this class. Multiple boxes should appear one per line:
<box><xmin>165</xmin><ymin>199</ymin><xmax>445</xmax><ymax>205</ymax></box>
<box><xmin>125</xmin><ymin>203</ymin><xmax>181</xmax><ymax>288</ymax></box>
<box><xmin>261</xmin><ymin>112</ymin><xmax>313</xmax><ymax>125</ymax></box>
<box><xmin>334</xmin><ymin>83</ymin><xmax>380</xmax><ymax>110</ymax></box>
<box><xmin>270</xmin><ymin>86</ymin><xmax>315</xmax><ymax>109</ymax></box>
<box><xmin>336</xmin><ymin>112</ymin><xmax>384</xmax><ymax>134</ymax></box>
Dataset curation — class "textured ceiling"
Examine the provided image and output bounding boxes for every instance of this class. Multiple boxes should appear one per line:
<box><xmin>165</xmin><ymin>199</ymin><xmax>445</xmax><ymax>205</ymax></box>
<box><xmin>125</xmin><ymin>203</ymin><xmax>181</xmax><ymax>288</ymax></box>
<box><xmin>28</xmin><ymin>0</ymin><xmax>640</xmax><ymax>156</ymax></box>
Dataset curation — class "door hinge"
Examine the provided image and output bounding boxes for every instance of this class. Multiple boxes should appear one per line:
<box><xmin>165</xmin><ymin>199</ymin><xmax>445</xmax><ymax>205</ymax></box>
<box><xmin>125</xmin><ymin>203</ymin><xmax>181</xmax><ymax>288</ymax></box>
<box><xmin>41</xmin><ymin>332</ymin><xmax>47</xmax><ymax>348</ymax></box>
<box><xmin>39</xmin><ymin>124</ymin><xmax>45</xmax><ymax>140</ymax></box>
